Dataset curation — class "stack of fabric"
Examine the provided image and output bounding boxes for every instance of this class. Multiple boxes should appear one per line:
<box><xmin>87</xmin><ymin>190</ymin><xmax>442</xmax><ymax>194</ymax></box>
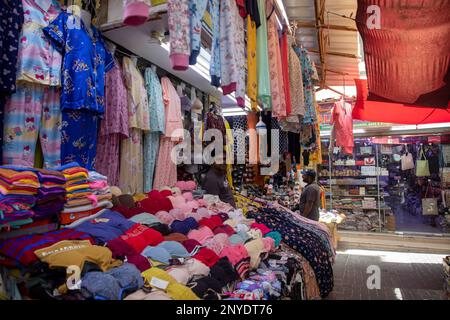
<box><xmin>58</xmin><ymin>163</ymin><xmax>113</xmax><ymax>226</ymax></box>
<box><xmin>32</xmin><ymin>169</ymin><xmax>66</xmax><ymax>220</ymax></box>
<box><xmin>0</xmin><ymin>167</ymin><xmax>39</xmax><ymax>229</ymax></box>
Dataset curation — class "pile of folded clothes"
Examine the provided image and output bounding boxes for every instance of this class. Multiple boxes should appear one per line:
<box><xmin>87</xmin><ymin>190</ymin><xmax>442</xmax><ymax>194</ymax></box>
<box><xmin>32</xmin><ymin>169</ymin><xmax>66</xmax><ymax>221</ymax></box>
<box><xmin>0</xmin><ymin>167</ymin><xmax>39</xmax><ymax>229</ymax></box>
<box><xmin>0</xmin><ymin>179</ymin><xmax>335</xmax><ymax>301</ymax></box>
<box><xmin>59</xmin><ymin>163</ymin><xmax>113</xmax><ymax>226</ymax></box>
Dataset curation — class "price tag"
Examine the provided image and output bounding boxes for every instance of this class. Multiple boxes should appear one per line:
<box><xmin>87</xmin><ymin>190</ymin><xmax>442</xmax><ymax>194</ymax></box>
<box><xmin>150</xmin><ymin>277</ymin><xmax>169</xmax><ymax>290</ymax></box>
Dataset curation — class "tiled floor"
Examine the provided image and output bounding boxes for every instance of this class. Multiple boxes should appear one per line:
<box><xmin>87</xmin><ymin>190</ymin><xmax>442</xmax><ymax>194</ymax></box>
<box><xmin>327</xmin><ymin>249</ymin><xmax>448</xmax><ymax>300</ymax></box>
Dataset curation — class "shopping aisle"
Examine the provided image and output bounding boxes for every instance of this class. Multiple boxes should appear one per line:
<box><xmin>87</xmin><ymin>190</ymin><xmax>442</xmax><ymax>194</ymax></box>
<box><xmin>328</xmin><ymin>249</ymin><xmax>447</xmax><ymax>300</ymax></box>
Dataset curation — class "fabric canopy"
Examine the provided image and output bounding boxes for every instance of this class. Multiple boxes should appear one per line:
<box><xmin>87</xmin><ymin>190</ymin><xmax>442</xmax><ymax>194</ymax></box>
<box><xmin>353</xmin><ymin>79</ymin><xmax>450</xmax><ymax>124</ymax></box>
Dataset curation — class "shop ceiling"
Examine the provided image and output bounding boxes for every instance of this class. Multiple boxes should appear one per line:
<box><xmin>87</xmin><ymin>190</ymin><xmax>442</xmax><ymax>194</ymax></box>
<box><xmin>284</xmin><ymin>0</ymin><xmax>362</xmax><ymax>90</ymax></box>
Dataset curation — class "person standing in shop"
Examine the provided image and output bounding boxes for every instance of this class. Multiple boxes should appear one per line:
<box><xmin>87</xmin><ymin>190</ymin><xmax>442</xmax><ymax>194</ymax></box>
<box><xmin>202</xmin><ymin>162</ymin><xmax>236</xmax><ymax>208</ymax></box>
<box><xmin>297</xmin><ymin>170</ymin><xmax>321</xmax><ymax>221</ymax></box>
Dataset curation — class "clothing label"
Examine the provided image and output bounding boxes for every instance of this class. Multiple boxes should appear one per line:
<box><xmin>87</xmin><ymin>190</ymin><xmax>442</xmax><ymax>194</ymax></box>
<box><xmin>92</xmin><ymin>218</ymin><xmax>110</xmax><ymax>223</ymax></box>
<box><xmin>150</xmin><ymin>277</ymin><xmax>169</xmax><ymax>290</ymax></box>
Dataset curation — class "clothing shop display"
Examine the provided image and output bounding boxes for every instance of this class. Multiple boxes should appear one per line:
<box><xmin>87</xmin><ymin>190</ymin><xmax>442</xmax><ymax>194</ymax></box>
<box><xmin>0</xmin><ymin>0</ymin><xmax>344</xmax><ymax>302</ymax></box>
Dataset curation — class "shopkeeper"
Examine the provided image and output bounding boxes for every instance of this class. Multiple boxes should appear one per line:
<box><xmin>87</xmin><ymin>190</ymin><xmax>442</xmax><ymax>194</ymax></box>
<box><xmin>297</xmin><ymin>170</ymin><xmax>321</xmax><ymax>221</ymax></box>
<box><xmin>202</xmin><ymin>162</ymin><xmax>236</xmax><ymax>208</ymax></box>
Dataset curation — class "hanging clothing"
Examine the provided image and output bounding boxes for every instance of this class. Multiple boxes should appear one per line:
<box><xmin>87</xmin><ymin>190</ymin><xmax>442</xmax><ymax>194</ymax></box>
<box><xmin>119</xmin><ymin>128</ymin><xmax>144</xmax><ymax>194</ymax></box>
<box><xmin>246</xmin><ymin>16</ymin><xmax>258</xmax><ymax>110</ymax></box>
<box><xmin>266</xmin><ymin>0</ymin><xmax>286</xmax><ymax>118</ymax></box>
<box><xmin>219</xmin><ymin>0</ymin><xmax>245</xmax><ymax>104</ymax></box>
<box><xmin>143</xmin><ymin>68</ymin><xmax>165</xmax><ymax>192</ymax></box>
<box><xmin>256</xmin><ymin>0</ymin><xmax>271</xmax><ymax>110</ymax></box>
<box><xmin>189</xmin><ymin>0</ymin><xmax>209</xmax><ymax>65</ymax></box>
<box><xmin>295</xmin><ymin>46</ymin><xmax>318</xmax><ymax>124</ymax></box>
<box><xmin>16</xmin><ymin>0</ymin><xmax>61</xmax><ymax>87</ymax></box>
<box><xmin>96</xmin><ymin>59</ymin><xmax>129</xmax><ymax>186</ymax></box>
<box><xmin>122</xmin><ymin>57</ymin><xmax>150</xmax><ymax>131</ymax></box>
<box><xmin>61</xmin><ymin>109</ymin><xmax>99</xmax><ymax>170</ymax></box>
<box><xmin>288</xmin><ymin>38</ymin><xmax>305</xmax><ymax>117</ymax></box>
<box><xmin>43</xmin><ymin>12</ymin><xmax>114</xmax><ymax>113</ymax></box>
<box><xmin>280</xmin><ymin>31</ymin><xmax>292</xmax><ymax>116</ymax></box>
<box><xmin>245</xmin><ymin>0</ymin><xmax>261</xmax><ymax>27</ymax></box>
<box><xmin>160</xmin><ymin>77</ymin><xmax>183</xmax><ymax>141</ymax></box>
<box><xmin>96</xmin><ymin>133</ymin><xmax>121</xmax><ymax>186</ymax></box>
<box><xmin>145</xmin><ymin>68</ymin><xmax>165</xmax><ymax>134</ymax></box>
<box><xmin>209</xmin><ymin>0</ymin><xmax>221</xmax><ymax>87</ymax></box>
<box><xmin>167</xmin><ymin>0</ymin><xmax>191</xmax><ymax>70</ymax></box>
<box><xmin>143</xmin><ymin>132</ymin><xmax>160</xmax><ymax>192</ymax></box>
<box><xmin>153</xmin><ymin>137</ymin><xmax>177</xmax><ymax>191</ymax></box>
<box><xmin>331</xmin><ymin>99</ymin><xmax>354</xmax><ymax>154</ymax></box>
<box><xmin>3</xmin><ymin>83</ymin><xmax>61</xmax><ymax>168</ymax></box>
<box><xmin>153</xmin><ymin>78</ymin><xmax>183</xmax><ymax>190</ymax></box>
<box><xmin>0</xmin><ymin>0</ymin><xmax>24</xmax><ymax>93</ymax></box>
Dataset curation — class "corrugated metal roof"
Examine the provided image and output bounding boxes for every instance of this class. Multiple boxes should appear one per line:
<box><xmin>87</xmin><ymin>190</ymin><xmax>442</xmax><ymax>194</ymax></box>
<box><xmin>284</xmin><ymin>0</ymin><xmax>361</xmax><ymax>87</ymax></box>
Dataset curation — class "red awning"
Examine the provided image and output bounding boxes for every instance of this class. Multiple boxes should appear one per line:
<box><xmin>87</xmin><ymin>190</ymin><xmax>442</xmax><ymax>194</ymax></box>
<box><xmin>353</xmin><ymin>79</ymin><xmax>450</xmax><ymax>124</ymax></box>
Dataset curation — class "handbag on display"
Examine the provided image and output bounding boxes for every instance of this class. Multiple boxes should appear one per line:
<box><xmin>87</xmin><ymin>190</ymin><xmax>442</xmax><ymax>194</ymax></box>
<box><xmin>415</xmin><ymin>148</ymin><xmax>430</xmax><ymax>177</ymax></box>
<box><xmin>401</xmin><ymin>152</ymin><xmax>415</xmax><ymax>171</ymax></box>
<box><xmin>364</xmin><ymin>157</ymin><xmax>375</xmax><ymax>166</ymax></box>
<box><xmin>422</xmin><ymin>182</ymin><xmax>438</xmax><ymax>216</ymax></box>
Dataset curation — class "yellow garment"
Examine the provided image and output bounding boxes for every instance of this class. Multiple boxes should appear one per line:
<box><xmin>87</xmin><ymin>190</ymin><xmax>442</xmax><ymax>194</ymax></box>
<box><xmin>224</xmin><ymin>119</ymin><xmax>234</xmax><ymax>189</ymax></box>
<box><xmin>141</xmin><ymin>268</ymin><xmax>199</xmax><ymax>300</ymax></box>
<box><xmin>34</xmin><ymin>240</ymin><xmax>122</xmax><ymax>272</ymax></box>
<box><xmin>66</xmin><ymin>184</ymin><xmax>90</xmax><ymax>192</ymax></box>
<box><xmin>123</xmin><ymin>57</ymin><xmax>150</xmax><ymax>131</ymax></box>
<box><xmin>133</xmin><ymin>193</ymin><xmax>148</xmax><ymax>202</ymax></box>
<box><xmin>247</xmin><ymin>17</ymin><xmax>258</xmax><ymax>111</ymax></box>
<box><xmin>66</xmin><ymin>192</ymin><xmax>92</xmax><ymax>199</ymax></box>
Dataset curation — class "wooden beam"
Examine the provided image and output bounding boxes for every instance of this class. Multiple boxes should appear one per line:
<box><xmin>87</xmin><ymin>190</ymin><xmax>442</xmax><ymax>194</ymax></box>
<box><xmin>309</xmin><ymin>48</ymin><xmax>359</xmax><ymax>59</ymax></box>
<box><xmin>314</xmin><ymin>0</ymin><xmax>327</xmax><ymax>88</ymax></box>
<box><xmin>294</xmin><ymin>20</ymin><xmax>358</xmax><ymax>32</ymax></box>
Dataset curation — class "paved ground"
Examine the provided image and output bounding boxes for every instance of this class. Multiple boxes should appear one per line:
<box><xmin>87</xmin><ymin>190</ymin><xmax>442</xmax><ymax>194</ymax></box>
<box><xmin>327</xmin><ymin>249</ymin><xmax>448</xmax><ymax>300</ymax></box>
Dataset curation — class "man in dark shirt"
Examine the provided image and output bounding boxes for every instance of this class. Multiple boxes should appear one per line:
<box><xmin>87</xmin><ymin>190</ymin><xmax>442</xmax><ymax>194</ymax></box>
<box><xmin>298</xmin><ymin>170</ymin><xmax>321</xmax><ymax>221</ymax></box>
<box><xmin>202</xmin><ymin>163</ymin><xmax>236</xmax><ymax>208</ymax></box>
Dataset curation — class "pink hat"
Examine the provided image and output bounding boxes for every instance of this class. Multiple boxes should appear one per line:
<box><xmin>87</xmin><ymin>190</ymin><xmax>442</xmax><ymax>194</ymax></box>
<box><xmin>197</xmin><ymin>199</ymin><xmax>208</xmax><ymax>207</ymax></box>
<box><xmin>185</xmin><ymin>180</ymin><xmax>196</xmax><ymax>191</ymax></box>
<box><xmin>155</xmin><ymin>211</ymin><xmax>175</xmax><ymax>225</ymax></box>
<box><xmin>196</xmin><ymin>207</ymin><xmax>210</xmax><ymax>219</ymax></box>
<box><xmin>169</xmin><ymin>208</ymin><xmax>185</xmax><ymax>220</ymax></box>
<box><xmin>203</xmin><ymin>233</ymin><xmax>231</xmax><ymax>255</ymax></box>
<box><xmin>261</xmin><ymin>237</ymin><xmax>275</xmax><ymax>253</ymax></box>
<box><xmin>186</xmin><ymin>211</ymin><xmax>202</xmax><ymax>222</ymax></box>
<box><xmin>182</xmin><ymin>192</ymin><xmax>193</xmax><ymax>202</ymax></box>
<box><xmin>175</xmin><ymin>181</ymin><xmax>187</xmax><ymax>190</ymax></box>
<box><xmin>219</xmin><ymin>244</ymin><xmax>249</xmax><ymax>266</ymax></box>
<box><xmin>179</xmin><ymin>203</ymin><xmax>192</xmax><ymax>215</ymax></box>
<box><xmin>123</xmin><ymin>1</ymin><xmax>150</xmax><ymax>26</ymax></box>
<box><xmin>250</xmin><ymin>223</ymin><xmax>271</xmax><ymax>235</ymax></box>
<box><xmin>187</xmin><ymin>226</ymin><xmax>214</xmax><ymax>244</ymax></box>
<box><xmin>169</xmin><ymin>195</ymin><xmax>186</xmax><ymax>209</ymax></box>
<box><xmin>187</xmin><ymin>200</ymin><xmax>199</xmax><ymax>210</ymax></box>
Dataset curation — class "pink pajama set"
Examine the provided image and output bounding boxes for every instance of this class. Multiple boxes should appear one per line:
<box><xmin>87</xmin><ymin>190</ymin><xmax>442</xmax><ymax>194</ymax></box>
<box><xmin>96</xmin><ymin>59</ymin><xmax>129</xmax><ymax>186</ymax></box>
<box><xmin>152</xmin><ymin>77</ymin><xmax>184</xmax><ymax>191</ymax></box>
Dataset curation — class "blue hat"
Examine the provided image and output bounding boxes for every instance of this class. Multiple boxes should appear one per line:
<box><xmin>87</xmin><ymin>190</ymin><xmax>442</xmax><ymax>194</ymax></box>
<box><xmin>141</xmin><ymin>247</ymin><xmax>171</xmax><ymax>264</ymax></box>
<box><xmin>264</xmin><ymin>231</ymin><xmax>282</xmax><ymax>247</ymax></box>
<box><xmin>159</xmin><ymin>241</ymin><xmax>190</xmax><ymax>258</ymax></box>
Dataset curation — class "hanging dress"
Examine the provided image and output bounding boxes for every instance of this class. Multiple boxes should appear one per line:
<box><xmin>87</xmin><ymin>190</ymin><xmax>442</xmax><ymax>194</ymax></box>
<box><xmin>256</xmin><ymin>0</ymin><xmax>271</xmax><ymax>110</ymax></box>
<box><xmin>153</xmin><ymin>77</ymin><xmax>184</xmax><ymax>190</ymax></box>
<box><xmin>143</xmin><ymin>68</ymin><xmax>165</xmax><ymax>192</ymax></box>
